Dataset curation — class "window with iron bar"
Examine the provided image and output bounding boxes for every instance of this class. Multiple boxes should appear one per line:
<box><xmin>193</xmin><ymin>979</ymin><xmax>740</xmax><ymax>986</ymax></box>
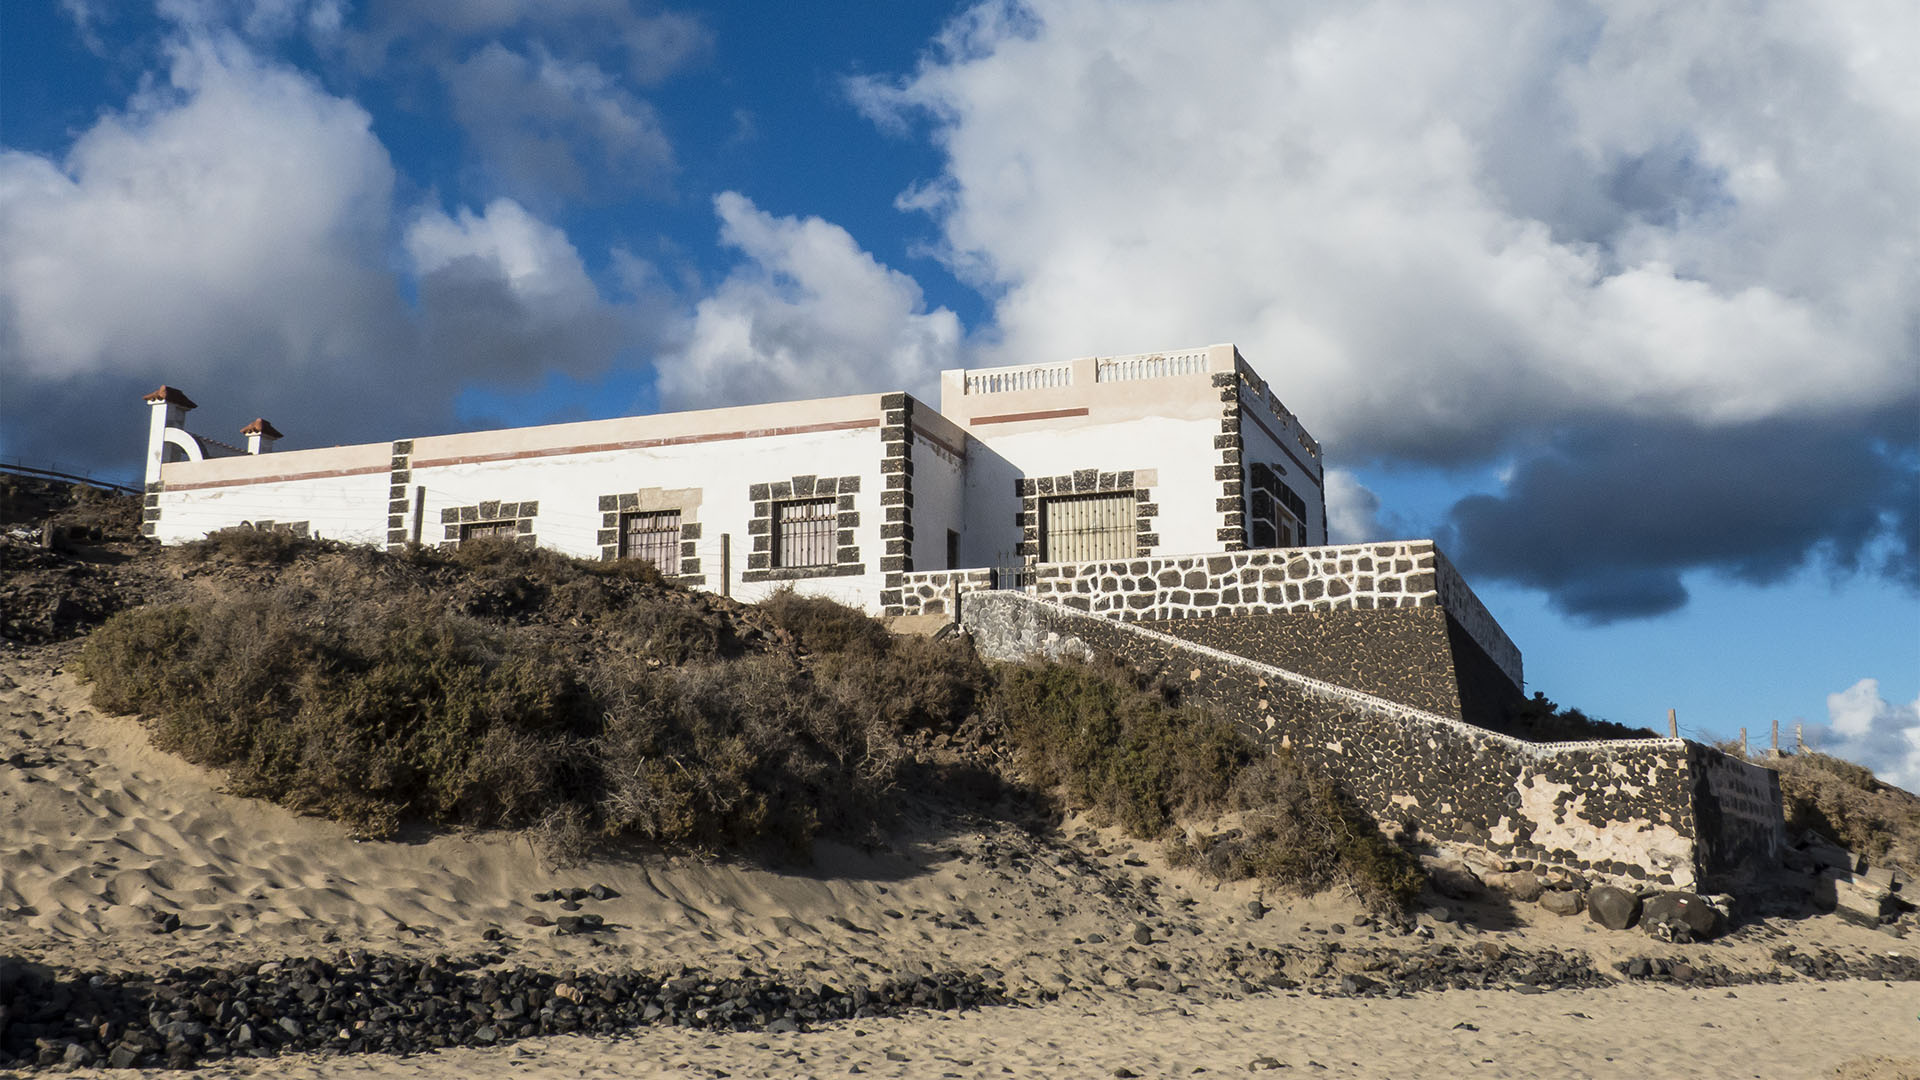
<box><xmin>459</xmin><ymin>520</ymin><xmax>518</xmax><ymax>543</ymax></box>
<box><xmin>619</xmin><ymin>510</ymin><xmax>681</xmax><ymax>574</ymax></box>
<box><xmin>1039</xmin><ymin>491</ymin><xmax>1136</xmax><ymax>563</ymax></box>
<box><xmin>773</xmin><ymin>498</ymin><xmax>836</xmax><ymax>568</ymax></box>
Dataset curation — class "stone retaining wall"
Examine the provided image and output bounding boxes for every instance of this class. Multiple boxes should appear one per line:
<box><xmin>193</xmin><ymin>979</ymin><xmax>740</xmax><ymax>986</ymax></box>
<box><xmin>897</xmin><ymin>540</ymin><xmax>1521</xmax><ymax>687</ymax></box>
<box><xmin>960</xmin><ymin>591</ymin><xmax>1782</xmax><ymax>890</ymax></box>
<box><xmin>1141</xmin><ymin>608</ymin><xmax>1524</xmax><ymax>731</ymax></box>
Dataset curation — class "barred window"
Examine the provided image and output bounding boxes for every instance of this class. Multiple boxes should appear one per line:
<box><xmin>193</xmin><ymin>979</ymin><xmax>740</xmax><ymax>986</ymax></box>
<box><xmin>1040</xmin><ymin>491</ymin><xmax>1136</xmax><ymax>563</ymax></box>
<box><xmin>459</xmin><ymin>520</ymin><xmax>517</xmax><ymax>543</ymax></box>
<box><xmin>619</xmin><ymin>510</ymin><xmax>681</xmax><ymax>574</ymax></box>
<box><xmin>774</xmin><ymin>498</ymin><xmax>836</xmax><ymax>568</ymax></box>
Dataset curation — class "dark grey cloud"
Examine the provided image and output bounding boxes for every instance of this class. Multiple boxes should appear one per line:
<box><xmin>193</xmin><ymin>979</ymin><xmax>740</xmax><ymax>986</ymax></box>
<box><xmin>1441</xmin><ymin>409</ymin><xmax>1919</xmax><ymax>622</ymax></box>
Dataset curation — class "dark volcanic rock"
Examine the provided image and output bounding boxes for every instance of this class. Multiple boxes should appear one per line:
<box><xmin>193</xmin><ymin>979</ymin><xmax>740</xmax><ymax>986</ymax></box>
<box><xmin>0</xmin><ymin>952</ymin><xmax>1009</xmax><ymax>1071</ymax></box>
<box><xmin>1641</xmin><ymin>892</ymin><xmax>1720</xmax><ymax>943</ymax></box>
<box><xmin>1587</xmin><ymin>885</ymin><xmax>1641</xmax><ymax>931</ymax></box>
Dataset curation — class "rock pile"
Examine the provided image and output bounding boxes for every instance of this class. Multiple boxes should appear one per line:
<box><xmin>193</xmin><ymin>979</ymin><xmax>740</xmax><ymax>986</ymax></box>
<box><xmin>1213</xmin><ymin>942</ymin><xmax>1613</xmax><ymax>997</ymax></box>
<box><xmin>1614</xmin><ymin>944</ymin><xmax>1920</xmax><ymax>987</ymax></box>
<box><xmin>0</xmin><ymin>952</ymin><xmax>1006</xmax><ymax>1071</ymax></box>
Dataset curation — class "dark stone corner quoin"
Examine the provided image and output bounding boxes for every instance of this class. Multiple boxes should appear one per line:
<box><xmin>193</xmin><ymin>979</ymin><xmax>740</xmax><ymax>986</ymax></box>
<box><xmin>956</xmin><ymin>589</ymin><xmax>1786</xmax><ymax>893</ymax></box>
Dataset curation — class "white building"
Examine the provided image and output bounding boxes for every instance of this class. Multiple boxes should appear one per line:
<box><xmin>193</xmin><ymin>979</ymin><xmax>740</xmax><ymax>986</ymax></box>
<box><xmin>141</xmin><ymin>344</ymin><xmax>1327</xmax><ymax>614</ymax></box>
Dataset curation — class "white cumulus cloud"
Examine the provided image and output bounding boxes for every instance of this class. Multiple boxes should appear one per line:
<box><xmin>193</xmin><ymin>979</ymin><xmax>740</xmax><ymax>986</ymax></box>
<box><xmin>0</xmin><ymin>30</ymin><xmax>634</xmax><ymax>474</ymax></box>
<box><xmin>405</xmin><ymin>197</ymin><xmax>628</xmax><ymax>381</ymax></box>
<box><xmin>655</xmin><ymin>192</ymin><xmax>964</xmax><ymax>410</ymax></box>
<box><xmin>1817</xmin><ymin>678</ymin><xmax>1920</xmax><ymax>792</ymax></box>
<box><xmin>854</xmin><ymin>0</ymin><xmax>1920</xmax><ymax>458</ymax></box>
<box><xmin>0</xmin><ymin>33</ymin><xmax>402</xmax><ymax>386</ymax></box>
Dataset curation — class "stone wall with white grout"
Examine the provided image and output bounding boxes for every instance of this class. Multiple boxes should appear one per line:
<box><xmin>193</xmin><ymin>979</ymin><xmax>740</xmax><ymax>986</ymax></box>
<box><xmin>959</xmin><ymin>590</ymin><xmax>1784</xmax><ymax>890</ymax></box>
<box><xmin>898</xmin><ymin>539</ymin><xmax>1522</xmax><ymax>688</ymax></box>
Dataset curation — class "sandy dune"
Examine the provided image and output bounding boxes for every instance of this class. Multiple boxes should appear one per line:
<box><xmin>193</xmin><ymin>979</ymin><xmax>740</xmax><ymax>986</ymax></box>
<box><xmin>3</xmin><ymin>640</ymin><xmax>1916</xmax><ymax>1079</ymax></box>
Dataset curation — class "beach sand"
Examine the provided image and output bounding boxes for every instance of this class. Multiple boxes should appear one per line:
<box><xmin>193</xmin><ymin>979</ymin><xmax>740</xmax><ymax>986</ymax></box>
<box><xmin>3</xmin><ymin>641</ymin><xmax>1914</xmax><ymax>1079</ymax></box>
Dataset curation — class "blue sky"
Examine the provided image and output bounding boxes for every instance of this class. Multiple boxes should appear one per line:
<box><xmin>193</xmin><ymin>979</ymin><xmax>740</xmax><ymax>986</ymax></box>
<box><xmin>3</xmin><ymin>0</ymin><xmax>1916</xmax><ymax>783</ymax></box>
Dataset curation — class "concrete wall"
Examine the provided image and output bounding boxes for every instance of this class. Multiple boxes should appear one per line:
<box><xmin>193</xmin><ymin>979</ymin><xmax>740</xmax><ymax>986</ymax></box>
<box><xmin>960</xmin><ymin>590</ymin><xmax>1782</xmax><ymax>891</ymax></box>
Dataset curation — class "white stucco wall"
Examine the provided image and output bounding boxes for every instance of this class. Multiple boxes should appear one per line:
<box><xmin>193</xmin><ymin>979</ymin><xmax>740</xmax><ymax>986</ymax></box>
<box><xmin>148</xmin><ymin>395</ymin><xmax>910</xmax><ymax>610</ymax></box>
<box><xmin>154</xmin><ymin>441</ymin><xmax>392</xmax><ymax>545</ymax></box>
<box><xmin>138</xmin><ymin>346</ymin><xmax>1339</xmax><ymax>617</ymax></box>
<box><xmin>155</xmin><ymin>471</ymin><xmax>392</xmax><ymax>545</ymax></box>
<box><xmin>976</xmin><ymin>414</ymin><xmax>1223</xmax><ymax>555</ymax></box>
<box><xmin>908</xmin><ymin>417</ymin><xmax>967</xmax><ymax>572</ymax></box>
<box><xmin>412</xmin><ymin>423</ymin><xmax>887</xmax><ymax>603</ymax></box>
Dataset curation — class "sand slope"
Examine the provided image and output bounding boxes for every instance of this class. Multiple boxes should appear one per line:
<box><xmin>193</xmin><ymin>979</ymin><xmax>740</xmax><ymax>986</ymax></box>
<box><xmin>4</xmin><ymin>640</ymin><xmax>1916</xmax><ymax>1079</ymax></box>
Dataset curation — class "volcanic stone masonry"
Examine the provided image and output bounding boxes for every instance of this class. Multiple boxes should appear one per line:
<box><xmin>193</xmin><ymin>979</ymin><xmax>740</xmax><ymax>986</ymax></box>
<box><xmin>896</xmin><ymin>540</ymin><xmax>1522</xmax><ymax>688</ymax></box>
<box><xmin>958</xmin><ymin>590</ymin><xmax>1784</xmax><ymax>891</ymax></box>
<box><xmin>1138</xmin><ymin>606</ymin><xmax>1524</xmax><ymax>733</ymax></box>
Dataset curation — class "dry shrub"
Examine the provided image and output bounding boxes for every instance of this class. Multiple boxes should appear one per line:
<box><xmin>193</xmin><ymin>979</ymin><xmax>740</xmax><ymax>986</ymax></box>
<box><xmin>987</xmin><ymin>657</ymin><xmax>1424</xmax><ymax>911</ymax></box>
<box><xmin>757</xmin><ymin>589</ymin><xmax>891</xmax><ymax>657</ymax></box>
<box><xmin>51</xmin><ymin>486</ymin><xmax>143</xmax><ymax>539</ymax></box>
<box><xmin>79</xmin><ymin>589</ymin><xmax>590</xmax><ymax>837</ymax></box>
<box><xmin>610</xmin><ymin>596</ymin><xmax>728</xmax><ymax>665</ymax></box>
<box><xmin>592</xmin><ymin>654</ymin><xmax>903</xmax><ymax>856</ymax></box>
<box><xmin>985</xmin><ymin>658</ymin><xmax>1249</xmax><ymax>837</ymax></box>
<box><xmin>174</xmin><ymin>526</ymin><xmax>330</xmax><ymax>566</ymax></box>
<box><xmin>1774</xmin><ymin>752</ymin><xmax>1920</xmax><ymax>875</ymax></box>
<box><xmin>78</xmin><ymin>538</ymin><xmax>1431</xmax><ymax>897</ymax></box>
<box><xmin>1507</xmin><ymin>691</ymin><xmax>1656</xmax><ymax>742</ymax></box>
<box><xmin>814</xmin><ymin>631</ymin><xmax>987</xmax><ymax>736</ymax></box>
<box><xmin>1182</xmin><ymin>753</ymin><xmax>1427</xmax><ymax>912</ymax></box>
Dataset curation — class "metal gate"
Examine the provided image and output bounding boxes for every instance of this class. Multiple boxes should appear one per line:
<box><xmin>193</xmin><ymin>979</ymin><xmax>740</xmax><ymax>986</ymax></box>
<box><xmin>1040</xmin><ymin>492</ymin><xmax>1136</xmax><ymax>563</ymax></box>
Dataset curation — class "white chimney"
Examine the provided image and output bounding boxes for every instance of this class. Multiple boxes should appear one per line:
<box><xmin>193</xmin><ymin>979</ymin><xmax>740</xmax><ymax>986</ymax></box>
<box><xmin>142</xmin><ymin>386</ymin><xmax>197</xmax><ymax>485</ymax></box>
<box><xmin>241</xmin><ymin>418</ymin><xmax>283</xmax><ymax>455</ymax></box>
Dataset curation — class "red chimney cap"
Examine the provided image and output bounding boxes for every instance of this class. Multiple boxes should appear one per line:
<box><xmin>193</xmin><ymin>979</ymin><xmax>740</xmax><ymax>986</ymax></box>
<box><xmin>241</xmin><ymin>418</ymin><xmax>284</xmax><ymax>439</ymax></box>
<box><xmin>143</xmin><ymin>385</ymin><xmax>198</xmax><ymax>409</ymax></box>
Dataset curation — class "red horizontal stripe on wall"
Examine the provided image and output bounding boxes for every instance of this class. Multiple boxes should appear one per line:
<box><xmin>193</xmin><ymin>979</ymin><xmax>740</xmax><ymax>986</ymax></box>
<box><xmin>411</xmin><ymin>418</ymin><xmax>883</xmax><ymax>468</ymax></box>
<box><xmin>969</xmin><ymin>407</ymin><xmax>1090</xmax><ymax>426</ymax></box>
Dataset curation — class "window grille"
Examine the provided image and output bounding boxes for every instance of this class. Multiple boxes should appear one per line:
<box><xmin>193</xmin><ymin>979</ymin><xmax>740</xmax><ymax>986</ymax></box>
<box><xmin>620</xmin><ymin>510</ymin><xmax>681</xmax><ymax>574</ymax></box>
<box><xmin>1040</xmin><ymin>492</ymin><xmax>1136</xmax><ymax>563</ymax></box>
<box><xmin>774</xmin><ymin>498</ymin><xmax>836</xmax><ymax>568</ymax></box>
<box><xmin>459</xmin><ymin>520</ymin><xmax>517</xmax><ymax>543</ymax></box>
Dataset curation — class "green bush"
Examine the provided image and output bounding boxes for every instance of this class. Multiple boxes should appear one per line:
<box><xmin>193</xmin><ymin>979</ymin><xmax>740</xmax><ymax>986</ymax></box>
<box><xmin>986</xmin><ymin>658</ymin><xmax>1249</xmax><ymax>837</ymax></box>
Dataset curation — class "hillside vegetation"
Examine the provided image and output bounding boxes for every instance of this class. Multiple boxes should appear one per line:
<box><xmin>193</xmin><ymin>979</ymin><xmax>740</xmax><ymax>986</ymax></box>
<box><xmin>1771</xmin><ymin>751</ymin><xmax>1920</xmax><ymax>878</ymax></box>
<box><xmin>74</xmin><ymin>529</ymin><xmax>1425</xmax><ymax>910</ymax></box>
